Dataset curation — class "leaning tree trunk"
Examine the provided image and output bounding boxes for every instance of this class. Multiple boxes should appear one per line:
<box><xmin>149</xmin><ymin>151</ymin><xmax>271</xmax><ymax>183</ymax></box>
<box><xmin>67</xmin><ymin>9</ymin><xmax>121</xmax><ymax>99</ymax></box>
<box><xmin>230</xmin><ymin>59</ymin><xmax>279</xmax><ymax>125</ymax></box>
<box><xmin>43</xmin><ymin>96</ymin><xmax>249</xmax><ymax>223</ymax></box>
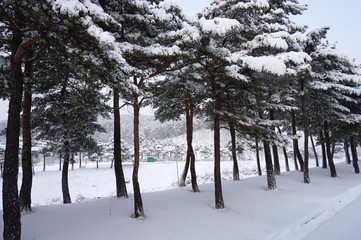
<box><xmin>62</xmin><ymin>141</ymin><xmax>71</xmax><ymax>204</ymax></box>
<box><xmin>132</xmin><ymin>90</ymin><xmax>144</xmax><ymax>217</ymax></box>
<box><xmin>350</xmin><ymin>136</ymin><xmax>360</xmax><ymax>174</ymax></box>
<box><xmin>310</xmin><ymin>133</ymin><xmax>319</xmax><ymax>167</ymax></box>
<box><xmin>213</xmin><ymin>94</ymin><xmax>224</xmax><ymax>209</ymax></box>
<box><xmin>186</xmin><ymin>99</ymin><xmax>199</xmax><ymax>192</ymax></box>
<box><xmin>113</xmin><ymin>87</ymin><xmax>128</xmax><ymax>198</ymax></box>
<box><xmin>323</xmin><ymin>121</ymin><xmax>337</xmax><ymax>177</ymax></box>
<box><xmin>3</xmin><ymin>26</ymin><xmax>23</xmax><ymax>240</ymax></box>
<box><xmin>229</xmin><ymin>122</ymin><xmax>240</xmax><ymax>181</ymax></box>
<box><xmin>19</xmin><ymin>81</ymin><xmax>33</xmax><ymax>212</ymax></box>
<box><xmin>179</xmin><ymin>154</ymin><xmax>190</xmax><ymax>187</ymax></box>
<box><xmin>255</xmin><ymin>137</ymin><xmax>262</xmax><ymax>176</ymax></box>
<box><xmin>344</xmin><ymin>139</ymin><xmax>351</xmax><ymax>164</ymax></box>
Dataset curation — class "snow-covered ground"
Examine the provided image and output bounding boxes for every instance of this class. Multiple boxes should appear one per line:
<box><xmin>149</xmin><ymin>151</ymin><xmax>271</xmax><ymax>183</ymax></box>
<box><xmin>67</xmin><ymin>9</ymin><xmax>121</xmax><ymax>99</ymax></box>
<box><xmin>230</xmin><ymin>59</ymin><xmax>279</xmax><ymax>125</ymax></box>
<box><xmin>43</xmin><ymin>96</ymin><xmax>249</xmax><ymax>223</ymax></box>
<box><xmin>1</xmin><ymin>156</ymin><xmax>361</xmax><ymax>239</ymax></box>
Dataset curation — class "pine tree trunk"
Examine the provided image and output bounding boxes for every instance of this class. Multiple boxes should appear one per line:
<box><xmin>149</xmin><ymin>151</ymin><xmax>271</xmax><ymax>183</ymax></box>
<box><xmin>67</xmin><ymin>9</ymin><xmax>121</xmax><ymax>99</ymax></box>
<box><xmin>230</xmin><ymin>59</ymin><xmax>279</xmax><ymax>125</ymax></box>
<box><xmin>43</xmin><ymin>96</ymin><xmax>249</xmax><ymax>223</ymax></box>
<box><xmin>344</xmin><ymin>139</ymin><xmax>351</xmax><ymax>164</ymax></box>
<box><xmin>79</xmin><ymin>151</ymin><xmax>82</xmax><ymax>169</ymax></box>
<box><xmin>19</xmin><ymin>82</ymin><xmax>33</xmax><ymax>212</ymax></box>
<box><xmin>263</xmin><ymin>140</ymin><xmax>277</xmax><ymax>190</ymax></box>
<box><xmin>301</xmin><ymin>79</ymin><xmax>310</xmax><ymax>184</ymax></box>
<box><xmin>260</xmin><ymin>111</ymin><xmax>276</xmax><ymax>190</ymax></box>
<box><xmin>350</xmin><ymin>136</ymin><xmax>360</xmax><ymax>174</ymax></box>
<box><xmin>113</xmin><ymin>87</ymin><xmax>128</xmax><ymax>198</ymax></box>
<box><xmin>132</xmin><ymin>89</ymin><xmax>144</xmax><ymax>217</ymax></box>
<box><xmin>255</xmin><ymin>137</ymin><xmax>262</xmax><ymax>176</ymax></box>
<box><xmin>310</xmin><ymin>133</ymin><xmax>319</xmax><ymax>167</ymax></box>
<box><xmin>323</xmin><ymin>121</ymin><xmax>337</xmax><ymax>177</ymax></box>
<box><xmin>179</xmin><ymin>153</ymin><xmax>190</xmax><ymax>187</ymax></box>
<box><xmin>2</xmin><ymin>25</ymin><xmax>23</xmax><ymax>240</ymax></box>
<box><xmin>186</xmin><ymin>99</ymin><xmax>199</xmax><ymax>192</ymax></box>
<box><xmin>62</xmin><ymin>141</ymin><xmax>71</xmax><ymax>204</ymax></box>
<box><xmin>43</xmin><ymin>155</ymin><xmax>46</xmax><ymax>171</ymax></box>
<box><xmin>277</xmin><ymin>127</ymin><xmax>290</xmax><ymax>172</ymax></box>
<box><xmin>291</xmin><ymin>111</ymin><xmax>304</xmax><ymax>171</ymax></box>
<box><xmin>320</xmin><ymin>129</ymin><xmax>327</xmax><ymax>168</ymax></box>
<box><xmin>214</xmin><ymin>95</ymin><xmax>224</xmax><ymax>209</ymax></box>
<box><xmin>270</xmin><ymin>110</ymin><xmax>280</xmax><ymax>175</ymax></box>
<box><xmin>229</xmin><ymin>122</ymin><xmax>240</xmax><ymax>181</ymax></box>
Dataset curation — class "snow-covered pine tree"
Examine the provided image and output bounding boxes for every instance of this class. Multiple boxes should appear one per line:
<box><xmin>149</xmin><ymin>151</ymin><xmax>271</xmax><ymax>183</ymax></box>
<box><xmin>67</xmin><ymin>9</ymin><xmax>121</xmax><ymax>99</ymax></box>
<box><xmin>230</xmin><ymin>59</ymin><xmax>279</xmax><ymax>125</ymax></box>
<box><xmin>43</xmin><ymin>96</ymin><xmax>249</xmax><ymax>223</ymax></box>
<box><xmin>306</xmin><ymin>34</ymin><xmax>361</xmax><ymax>176</ymax></box>
<box><xmin>201</xmin><ymin>0</ymin><xmax>310</xmax><ymax>189</ymax></box>
<box><xmin>99</xmin><ymin>0</ymin><xmax>189</xmax><ymax>218</ymax></box>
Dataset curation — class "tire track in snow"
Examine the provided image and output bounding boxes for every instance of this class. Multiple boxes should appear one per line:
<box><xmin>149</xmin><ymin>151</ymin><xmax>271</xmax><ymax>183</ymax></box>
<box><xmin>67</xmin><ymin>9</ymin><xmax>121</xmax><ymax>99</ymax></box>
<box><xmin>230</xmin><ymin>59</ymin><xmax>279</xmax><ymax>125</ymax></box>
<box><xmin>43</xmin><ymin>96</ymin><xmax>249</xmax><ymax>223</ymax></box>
<box><xmin>267</xmin><ymin>182</ymin><xmax>361</xmax><ymax>240</ymax></box>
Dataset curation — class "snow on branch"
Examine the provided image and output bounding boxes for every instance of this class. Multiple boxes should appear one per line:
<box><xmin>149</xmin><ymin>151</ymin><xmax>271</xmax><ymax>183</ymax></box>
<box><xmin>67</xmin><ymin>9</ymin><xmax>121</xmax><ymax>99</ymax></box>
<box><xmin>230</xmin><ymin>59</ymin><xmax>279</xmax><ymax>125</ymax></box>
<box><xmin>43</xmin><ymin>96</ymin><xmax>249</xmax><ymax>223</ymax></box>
<box><xmin>198</xmin><ymin>17</ymin><xmax>241</xmax><ymax>36</ymax></box>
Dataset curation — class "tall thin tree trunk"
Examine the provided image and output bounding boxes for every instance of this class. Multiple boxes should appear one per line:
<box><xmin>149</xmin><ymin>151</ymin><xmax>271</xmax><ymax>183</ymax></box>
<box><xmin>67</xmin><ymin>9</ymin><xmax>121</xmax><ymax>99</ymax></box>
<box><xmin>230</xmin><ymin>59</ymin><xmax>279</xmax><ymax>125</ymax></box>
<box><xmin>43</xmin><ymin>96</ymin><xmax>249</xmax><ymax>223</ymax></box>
<box><xmin>79</xmin><ymin>151</ymin><xmax>82</xmax><ymax>169</ymax></box>
<box><xmin>62</xmin><ymin>141</ymin><xmax>71</xmax><ymax>204</ymax></box>
<box><xmin>214</xmin><ymin>95</ymin><xmax>224</xmax><ymax>209</ymax></box>
<box><xmin>291</xmin><ymin>111</ymin><xmax>304</xmax><ymax>171</ymax></box>
<box><xmin>3</xmin><ymin>25</ymin><xmax>23</xmax><ymax>240</ymax></box>
<box><xmin>310</xmin><ymin>133</ymin><xmax>319</xmax><ymax>167</ymax></box>
<box><xmin>255</xmin><ymin>137</ymin><xmax>262</xmax><ymax>176</ymax></box>
<box><xmin>323</xmin><ymin>121</ymin><xmax>337</xmax><ymax>177</ymax></box>
<box><xmin>320</xmin><ymin>129</ymin><xmax>327</xmax><ymax>168</ymax></box>
<box><xmin>132</xmin><ymin>86</ymin><xmax>144</xmax><ymax>217</ymax></box>
<box><xmin>301</xmin><ymin>79</ymin><xmax>310</xmax><ymax>184</ymax></box>
<box><xmin>113</xmin><ymin>87</ymin><xmax>128</xmax><ymax>198</ymax></box>
<box><xmin>186</xmin><ymin>99</ymin><xmax>199</xmax><ymax>192</ymax></box>
<box><xmin>350</xmin><ymin>136</ymin><xmax>360</xmax><ymax>174</ymax></box>
<box><xmin>19</xmin><ymin>81</ymin><xmax>33</xmax><ymax>211</ymax></box>
<box><xmin>59</xmin><ymin>155</ymin><xmax>62</xmax><ymax>171</ymax></box>
<box><xmin>277</xmin><ymin>127</ymin><xmax>289</xmax><ymax>172</ymax></box>
<box><xmin>270</xmin><ymin>110</ymin><xmax>280</xmax><ymax>175</ymax></box>
<box><xmin>43</xmin><ymin>155</ymin><xmax>46</xmax><ymax>172</ymax></box>
<box><xmin>344</xmin><ymin>139</ymin><xmax>351</xmax><ymax>164</ymax></box>
<box><xmin>229</xmin><ymin>122</ymin><xmax>240</xmax><ymax>181</ymax></box>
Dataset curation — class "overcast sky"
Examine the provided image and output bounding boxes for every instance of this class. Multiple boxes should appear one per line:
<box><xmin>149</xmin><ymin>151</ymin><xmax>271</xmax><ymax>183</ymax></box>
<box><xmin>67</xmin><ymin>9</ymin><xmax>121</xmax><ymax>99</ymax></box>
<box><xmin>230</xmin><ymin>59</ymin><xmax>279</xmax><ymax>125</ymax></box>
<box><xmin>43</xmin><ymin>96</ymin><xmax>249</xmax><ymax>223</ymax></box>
<box><xmin>0</xmin><ymin>0</ymin><xmax>360</xmax><ymax>121</ymax></box>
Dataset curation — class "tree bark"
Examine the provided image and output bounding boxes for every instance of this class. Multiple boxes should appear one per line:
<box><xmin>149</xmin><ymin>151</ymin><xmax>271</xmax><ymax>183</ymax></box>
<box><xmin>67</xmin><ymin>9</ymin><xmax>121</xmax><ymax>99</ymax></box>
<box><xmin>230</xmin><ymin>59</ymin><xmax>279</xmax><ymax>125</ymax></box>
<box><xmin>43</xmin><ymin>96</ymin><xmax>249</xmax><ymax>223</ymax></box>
<box><xmin>113</xmin><ymin>87</ymin><xmax>128</xmax><ymax>198</ymax></box>
<box><xmin>270</xmin><ymin>110</ymin><xmax>280</xmax><ymax>175</ymax></box>
<box><xmin>229</xmin><ymin>122</ymin><xmax>240</xmax><ymax>181</ymax></box>
<box><xmin>277</xmin><ymin>127</ymin><xmax>289</xmax><ymax>172</ymax></box>
<box><xmin>320</xmin><ymin>129</ymin><xmax>327</xmax><ymax>168</ymax></box>
<box><xmin>323</xmin><ymin>121</ymin><xmax>337</xmax><ymax>177</ymax></box>
<box><xmin>3</xmin><ymin>24</ymin><xmax>23</xmax><ymax>240</ymax></box>
<box><xmin>43</xmin><ymin>155</ymin><xmax>46</xmax><ymax>171</ymax></box>
<box><xmin>301</xmin><ymin>79</ymin><xmax>310</xmax><ymax>184</ymax></box>
<box><xmin>179</xmin><ymin>154</ymin><xmax>190</xmax><ymax>187</ymax></box>
<box><xmin>62</xmin><ymin>141</ymin><xmax>71</xmax><ymax>204</ymax></box>
<box><xmin>214</xmin><ymin>95</ymin><xmax>224</xmax><ymax>209</ymax></box>
<box><xmin>79</xmin><ymin>151</ymin><xmax>82</xmax><ymax>169</ymax></box>
<box><xmin>19</xmin><ymin>74</ymin><xmax>33</xmax><ymax>212</ymax></box>
<box><xmin>255</xmin><ymin>137</ymin><xmax>262</xmax><ymax>176</ymax></box>
<box><xmin>259</xmin><ymin>111</ymin><xmax>276</xmax><ymax>190</ymax></box>
<box><xmin>344</xmin><ymin>139</ymin><xmax>351</xmax><ymax>164</ymax></box>
<box><xmin>132</xmin><ymin>85</ymin><xmax>144</xmax><ymax>217</ymax></box>
<box><xmin>263</xmin><ymin>140</ymin><xmax>277</xmax><ymax>190</ymax></box>
<box><xmin>291</xmin><ymin>111</ymin><xmax>304</xmax><ymax>171</ymax></box>
<box><xmin>350</xmin><ymin>136</ymin><xmax>360</xmax><ymax>174</ymax></box>
<box><xmin>185</xmin><ymin>99</ymin><xmax>199</xmax><ymax>192</ymax></box>
<box><xmin>310</xmin><ymin>133</ymin><xmax>319</xmax><ymax>167</ymax></box>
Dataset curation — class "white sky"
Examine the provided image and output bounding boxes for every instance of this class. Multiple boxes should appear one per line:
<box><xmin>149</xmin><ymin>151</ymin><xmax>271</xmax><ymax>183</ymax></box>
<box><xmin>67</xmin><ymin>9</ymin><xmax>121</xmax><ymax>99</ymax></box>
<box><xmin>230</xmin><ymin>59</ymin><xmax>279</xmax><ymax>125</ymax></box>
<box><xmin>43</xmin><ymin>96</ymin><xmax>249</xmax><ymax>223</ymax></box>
<box><xmin>0</xmin><ymin>0</ymin><xmax>360</xmax><ymax>121</ymax></box>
